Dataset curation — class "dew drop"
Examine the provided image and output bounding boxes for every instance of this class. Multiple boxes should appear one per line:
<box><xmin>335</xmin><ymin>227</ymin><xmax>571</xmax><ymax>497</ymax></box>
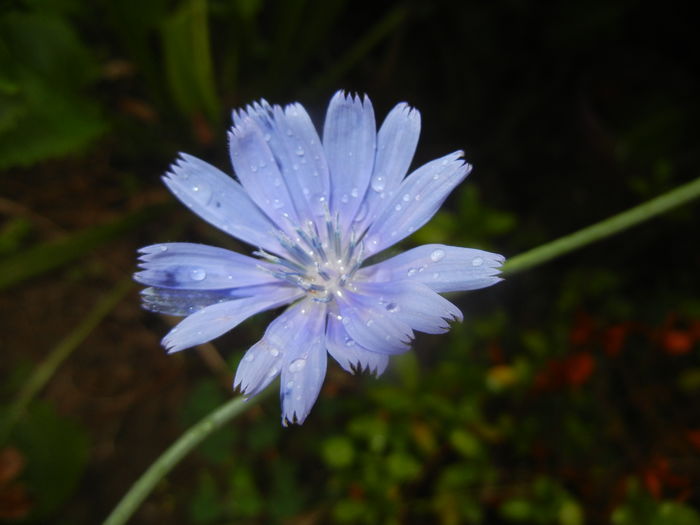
<box><xmin>394</xmin><ymin>204</ymin><xmax>402</xmax><ymax>211</ymax></box>
<box><xmin>385</xmin><ymin>302</ymin><xmax>399</xmax><ymax>313</ymax></box>
<box><xmin>432</xmin><ymin>173</ymin><xmax>440</xmax><ymax>180</ymax></box>
<box><xmin>351</xmin><ymin>187</ymin><xmax>360</xmax><ymax>198</ymax></box>
<box><xmin>192</xmin><ymin>185</ymin><xmax>201</xmax><ymax>192</ymax></box>
<box><xmin>190</xmin><ymin>268</ymin><xmax>206</xmax><ymax>281</ymax></box>
<box><xmin>289</xmin><ymin>358</ymin><xmax>307</xmax><ymax>373</ymax></box>
<box><xmin>407</xmin><ymin>267</ymin><xmax>418</xmax><ymax>277</ymax></box>
<box><xmin>269</xmin><ymin>348</ymin><xmax>280</xmax><ymax>357</ymax></box>
<box><xmin>245</xmin><ymin>353</ymin><xmax>255</xmax><ymax>362</ymax></box>
<box><xmin>432</xmin><ymin>272</ymin><xmax>440</xmax><ymax>279</ymax></box>
<box><xmin>366</xmin><ymin>319</ymin><xmax>374</xmax><ymax>327</ymax></box>
<box><xmin>341</xmin><ymin>194</ymin><xmax>349</xmax><ymax>204</ymax></box>
<box><xmin>402</xmin><ymin>193</ymin><xmax>411</xmax><ymax>202</ymax></box>
<box><xmin>371</xmin><ymin>177</ymin><xmax>386</xmax><ymax>192</ymax></box>
<box><xmin>264</xmin><ymin>133</ymin><xmax>272</xmax><ymax>142</ymax></box>
<box><xmin>267</xmin><ymin>366</ymin><xmax>279</xmax><ymax>377</ymax></box>
<box><xmin>159</xmin><ymin>245</ymin><xmax>168</xmax><ymax>252</ymax></box>
<box><xmin>274</xmin><ymin>177</ymin><xmax>283</xmax><ymax>187</ymax></box>
<box><xmin>295</xmin><ymin>146</ymin><xmax>304</xmax><ymax>156</ymax></box>
<box><xmin>272</xmin><ymin>199</ymin><xmax>283</xmax><ymax>209</ymax></box>
<box><xmin>250</xmin><ymin>164</ymin><xmax>258</xmax><ymax>173</ymax></box>
<box><xmin>286</xmin><ymin>380</ymin><xmax>295</xmax><ymax>389</ymax></box>
<box><xmin>344</xmin><ymin>337</ymin><xmax>356</xmax><ymax>347</ymax></box>
<box><xmin>430</xmin><ymin>249</ymin><xmax>446</xmax><ymax>262</ymax></box>
<box><xmin>472</xmin><ymin>257</ymin><xmax>483</xmax><ymax>266</ymax></box>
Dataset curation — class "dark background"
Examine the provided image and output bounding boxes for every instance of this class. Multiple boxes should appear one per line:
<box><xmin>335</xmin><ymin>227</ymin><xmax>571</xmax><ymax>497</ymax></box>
<box><xmin>1</xmin><ymin>1</ymin><xmax>699</xmax><ymax>523</ymax></box>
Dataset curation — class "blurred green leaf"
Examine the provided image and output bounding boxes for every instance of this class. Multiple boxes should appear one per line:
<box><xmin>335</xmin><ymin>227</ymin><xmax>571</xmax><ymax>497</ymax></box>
<box><xmin>181</xmin><ymin>379</ymin><xmax>236</xmax><ymax>463</ymax></box>
<box><xmin>322</xmin><ymin>435</ymin><xmax>355</xmax><ymax>468</ymax></box>
<box><xmin>0</xmin><ymin>11</ymin><xmax>105</xmax><ymax>169</ymax></box>
<box><xmin>10</xmin><ymin>401</ymin><xmax>89</xmax><ymax>520</ymax></box>
<box><xmin>188</xmin><ymin>471</ymin><xmax>223</xmax><ymax>524</ymax></box>
<box><xmin>161</xmin><ymin>0</ymin><xmax>220</xmax><ymax>122</ymax></box>
<box><xmin>0</xmin><ymin>203</ymin><xmax>163</xmax><ymax>291</ymax></box>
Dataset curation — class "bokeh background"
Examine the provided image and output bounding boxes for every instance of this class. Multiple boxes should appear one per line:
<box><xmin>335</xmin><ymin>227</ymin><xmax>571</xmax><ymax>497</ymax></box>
<box><xmin>2</xmin><ymin>0</ymin><xmax>699</xmax><ymax>523</ymax></box>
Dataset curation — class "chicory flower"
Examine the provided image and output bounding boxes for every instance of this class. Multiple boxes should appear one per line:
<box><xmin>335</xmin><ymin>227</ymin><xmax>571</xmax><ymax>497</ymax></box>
<box><xmin>135</xmin><ymin>91</ymin><xmax>504</xmax><ymax>425</ymax></box>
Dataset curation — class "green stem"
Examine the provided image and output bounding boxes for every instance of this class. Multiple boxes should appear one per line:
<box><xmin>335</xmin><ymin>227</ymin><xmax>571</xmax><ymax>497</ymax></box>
<box><xmin>102</xmin><ymin>387</ymin><xmax>273</xmax><ymax>525</ymax></box>
<box><xmin>103</xmin><ymin>174</ymin><xmax>700</xmax><ymax>525</ymax></box>
<box><xmin>0</xmin><ymin>278</ymin><xmax>133</xmax><ymax>444</ymax></box>
<box><xmin>502</xmin><ymin>175</ymin><xmax>700</xmax><ymax>275</ymax></box>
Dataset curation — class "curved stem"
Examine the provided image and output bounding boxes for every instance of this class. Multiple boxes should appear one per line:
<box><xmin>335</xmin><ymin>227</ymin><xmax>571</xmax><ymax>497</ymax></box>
<box><xmin>502</xmin><ymin>175</ymin><xmax>700</xmax><ymax>275</ymax></box>
<box><xmin>103</xmin><ymin>388</ymin><xmax>273</xmax><ymax>525</ymax></box>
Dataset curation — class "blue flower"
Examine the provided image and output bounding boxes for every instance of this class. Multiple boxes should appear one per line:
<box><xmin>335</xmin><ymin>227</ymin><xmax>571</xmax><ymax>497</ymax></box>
<box><xmin>135</xmin><ymin>91</ymin><xmax>504</xmax><ymax>425</ymax></box>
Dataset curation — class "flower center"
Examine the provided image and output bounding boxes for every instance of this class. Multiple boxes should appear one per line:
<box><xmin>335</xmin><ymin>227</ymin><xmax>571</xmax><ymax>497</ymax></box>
<box><xmin>255</xmin><ymin>218</ymin><xmax>365</xmax><ymax>303</ymax></box>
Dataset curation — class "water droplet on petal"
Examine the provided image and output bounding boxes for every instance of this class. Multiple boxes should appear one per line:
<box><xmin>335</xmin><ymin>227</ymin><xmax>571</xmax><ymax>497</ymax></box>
<box><xmin>295</xmin><ymin>146</ymin><xmax>304</xmax><ymax>156</ymax></box>
<box><xmin>159</xmin><ymin>245</ymin><xmax>168</xmax><ymax>252</ymax></box>
<box><xmin>407</xmin><ymin>267</ymin><xmax>418</xmax><ymax>277</ymax></box>
<box><xmin>272</xmin><ymin>199</ymin><xmax>283</xmax><ymax>209</ymax></box>
<box><xmin>289</xmin><ymin>358</ymin><xmax>307</xmax><ymax>373</ymax></box>
<box><xmin>344</xmin><ymin>337</ymin><xmax>355</xmax><ymax>347</ymax></box>
<box><xmin>286</xmin><ymin>380</ymin><xmax>295</xmax><ymax>389</ymax></box>
<box><xmin>274</xmin><ymin>177</ymin><xmax>282</xmax><ymax>187</ymax></box>
<box><xmin>190</xmin><ymin>268</ymin><xmax>206</xmax><ymax>281</ymax></box>
<box><xmin>192</xmin><ymin>185</ymin><xmax>201</xmax><ymax>192</ymax></box>
<box><xmin>385</xmin><ymin>302</ymin><xmax>399</xmax><ymax>313</ymax></box>
<box><xmin>472</xmin><ymin>257</ymin><xmax>483</xmax><ymax>266</ymax></box>
<box><xmin>270</xmin><ymin>348</ymin><xmax>280</xmax><ymax>357</ymax></box>
<box><xmin>264</xmin><ymin>133</ymin><xmax>272</xmax><ymax>142</ymax></box>
<box><xmin>245</xmin><ymin>353</ymin><xmax>255</xmax><ymax>362</ymax></box>
<box><xmin>432</xmin><ymin>272</ymin><xmax>440</xmax><ymax>279</ymax></box>
<box><xmin>371</xmin><ymin>177</ymin><xmax>385</xmax><ymax>192</ymax></box>
<box><xmin>394</xmin><ymin>204</ymin><xmax>402</xmax><ymax>211</ymax></box>
<box><xmin>341</xmin><ymin>194</ymin><xmax>349</xmax><ymax>203</ymax></box>
<box><xmin>430</xmin><ymin>249</ymin><xmax>446</xmax><ymax>262</ymax></box>
<box><xmin>250</xmin><ymin>164</ymin><xmax>258</xmax><ymax>173</ymax></box>
<box><xmin>366</xmin><ymin>319</ymin><xmax>374</xmax><ymax>327</ymax></box>
<box><xmin>402</xmin><ymin>193</ymin><xmax>411</xmax><ymax>202</ymax></box>
<box><xmin>351</xmin><ymin>187</ymin><xmax>360</xmax><ymax>198</ymax></box>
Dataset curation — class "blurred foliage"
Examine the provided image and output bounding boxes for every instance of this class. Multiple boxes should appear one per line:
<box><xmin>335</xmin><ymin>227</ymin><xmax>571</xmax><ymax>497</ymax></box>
<box><xmin>1</xmin><ymin>0</ymin><xmax>699</xmax><ymax>524</ymax></box>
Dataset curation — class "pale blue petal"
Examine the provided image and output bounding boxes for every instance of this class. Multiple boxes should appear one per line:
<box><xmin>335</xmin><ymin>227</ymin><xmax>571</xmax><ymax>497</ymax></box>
<box><xmin>363</xmin><ymin>152</ymin><xmax>471</xmax><ymax>256</ymax></box>
<box><xmin>140</xmin><ymin>283</ymin><xmax>289</xmax><ymax>316</ymax></box>
<box><xmin>322</xmin><ymin>91</ymin><xmax>376</xmax><ymax>231</ymax></box>
<box><xmin>279</xmin><ymin>300</ymin><xmax>328</xmax><ymax>425</ymax></box>
<box><xmin>162</xmin><ymin>154</ymin><xmax>281</xmax><ymax>253</ymax></box>
<box><xmin>162</xmin><ymin>286</ymin><xmax>302</xmax><ymax>353</ymax></box>
<box><xmin>361</xmin><ymin>244</ymin><xmax>504</xmax><ymax>293</ymax></box>
<box><xmin>336</xmin><ymin>290</ymin><xmax>413</xmax><ymax>354</ymax></box>
<box><xmin>326</xmin><ymin>312</ymin><xmax>389</xmax><ymax>376</ymax></box>
<box><xmin>361</xmin><ymin>103</ymin><xmax>421</xmax><ymax>229</ymax></box>
<box><xmin>234</xmin><ymin>101</ymin><xmax>331</xmax><ymax>226</ymax></box>
<box><xmin>355</xmin><ymin>280</ymin><xmax>462</xmax><ymax>335</ymax></box>
<box><xmin>135</xmin><ymin>243</ymin><xmax>277</xmax><ymax>290</ymax></box>
<box><xmin>233</xmin><ymin>299</ymin><xmax>329</xmax><ymax>425</ymax></box>
<box><xmin>228</xmin><ymin>116</ymin><xmax>301</xmax><ymax>232</ymax></box>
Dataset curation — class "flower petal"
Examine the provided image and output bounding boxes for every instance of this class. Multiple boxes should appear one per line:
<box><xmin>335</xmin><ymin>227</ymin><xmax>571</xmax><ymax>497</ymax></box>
<box><xmin>135</xmin><ymin>243</ymin><xmax>277</xmax><ymax>290</ymax></box>
<box><xmin>161</xmin><ymin>286</ymin><xmax>302</xmax><ymax>353</ymax></box>
<box><xmin>336</xmin><ymin>289</ymin><xmax>413</xmax><ymax>355</ymax></box>
<box><xmin>322</xmin><ymin>91</ymin><xmax>376</xmax><ymax>231</ymax></box>
<box><xmin>355</xmin><ymin>280</ymin><xmax>463</xmax><ymax>335</ymax></box>
<box><xmin>279</xmin><ymin>300</ymin><xmax>328</xmax><ymax>425</ymax></box>
<box><xmin>363</xmin><ymin>151</ymin><xmax>471</xmax><ymax>256</ymax></box>
<box><xmin>162</xmin><ymin>154</ymin><xmax>281</xmax><ymax>253</ymax></box>
<box><xmin>360</xmin><ymin>244</ymin><xmax>504</xmax><ymax>293</ymax></box>
<box><xmin>326</xmin><ymin>312</ymin><xmax>389</xmax><ymax>376</ymax></box>
<box><xmin>233</xmin><ymin>299</ymin><xmax>329</xmax><ymax>425</ymax></box>
<box><xmin>234</xmin><ymin>101</ymin><xmax>331</xmax><ymax>227</ymax></box>
<box><xmin>361</xmin><ymin>102</ymin><xmax>421</xmax><ymax>229</ymax></box>
<box><xmin>228</xmin><ymin>116</ymin><xmax>301</xmax><ymax>233</ymax></box>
